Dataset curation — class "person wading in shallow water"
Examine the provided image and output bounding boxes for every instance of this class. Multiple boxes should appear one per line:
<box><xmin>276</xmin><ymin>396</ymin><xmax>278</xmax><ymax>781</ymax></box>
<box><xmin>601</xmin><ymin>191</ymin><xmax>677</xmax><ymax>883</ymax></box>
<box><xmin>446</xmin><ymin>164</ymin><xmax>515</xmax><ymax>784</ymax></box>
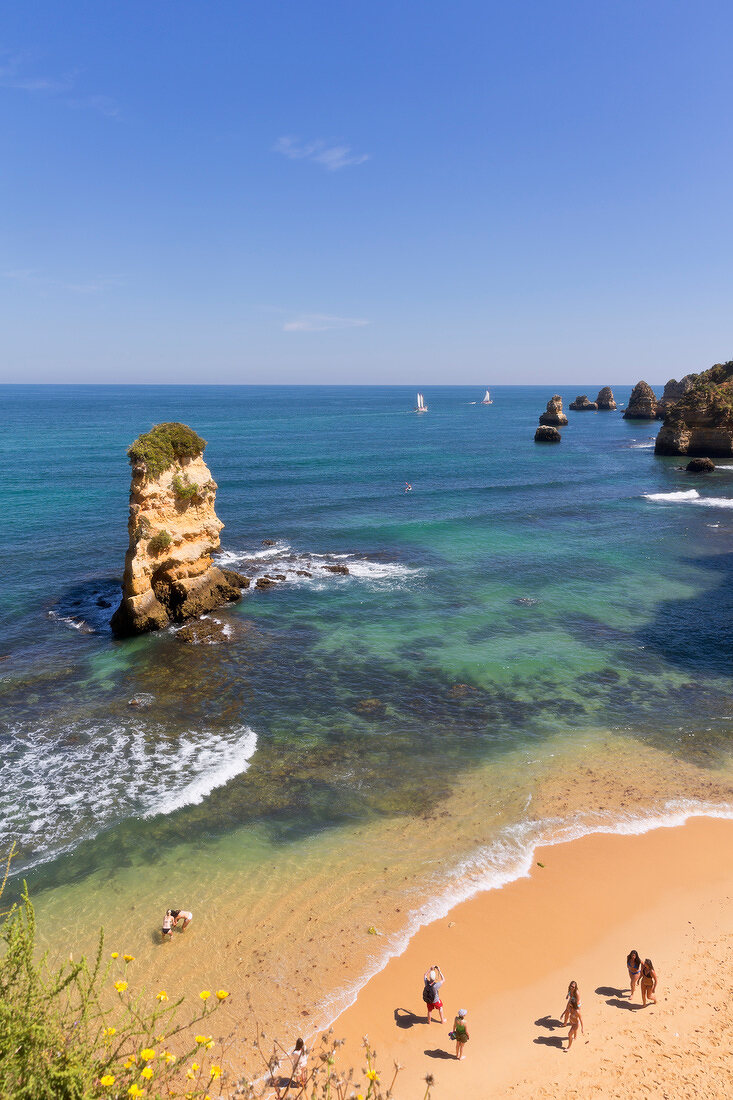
<box><xmin>422</xmin><ymin>964</ymin><xmax>445</xmax><ymax>1023</ymax></box>
<box><xmin>640</xmin><ymin>958</ymin><xmax>658</xmax><ymax>1006</ymax></box>
<box><xmin>170</xmin><ymin>909</ymin><xmax>193</xmax><ymax>932</ymax></box>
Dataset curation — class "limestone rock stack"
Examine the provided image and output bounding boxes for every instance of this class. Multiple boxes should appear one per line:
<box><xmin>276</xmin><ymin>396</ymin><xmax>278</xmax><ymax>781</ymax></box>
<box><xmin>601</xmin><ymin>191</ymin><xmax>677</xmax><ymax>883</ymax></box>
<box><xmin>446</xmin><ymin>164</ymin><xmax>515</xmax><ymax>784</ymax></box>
<box><xmin>110</xmin><ymin>423</ymin><xmax>241</xmax><ymax>636</ymax></box>
<box><xmin>569</xmin><ymin>394</ymin><xmax>598</xmax><ymax>411</ymax></box>
<box><xmin>539</xmin><ymin>395</ymin><xmax>568</xmax><ymax>426</ymax></box>
<box><xmin>623</xmin><ymin>381</ymin><xmax>658</xmax><ymax>419</ymax></box>
<box><xmin>595</xmin><ymin>387</ymin><xmax>617</xmax><ymax>410</ymax></box>
<box><xmin>534</xmin><ymin>425</ymin><xmax>562</xmax><ymax>442</ymax></box>
<box><xmin>656</xmin><ymin>374</ymin><xmax>697</xmax><ymax>419</ymax></box>
<box><xmin>655</xmin><ymin>361</ymin><xmax>733</xmax><ymax>457</ymax></box>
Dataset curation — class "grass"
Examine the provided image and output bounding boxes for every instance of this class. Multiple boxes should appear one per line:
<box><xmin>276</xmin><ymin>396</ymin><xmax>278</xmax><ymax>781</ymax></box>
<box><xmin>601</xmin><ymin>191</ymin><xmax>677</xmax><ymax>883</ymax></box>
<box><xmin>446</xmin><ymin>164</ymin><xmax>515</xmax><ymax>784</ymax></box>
<box><xmin>148</xmin><ymin>530</ymin><xmax>172</xmax><ymax>554</ymax></box>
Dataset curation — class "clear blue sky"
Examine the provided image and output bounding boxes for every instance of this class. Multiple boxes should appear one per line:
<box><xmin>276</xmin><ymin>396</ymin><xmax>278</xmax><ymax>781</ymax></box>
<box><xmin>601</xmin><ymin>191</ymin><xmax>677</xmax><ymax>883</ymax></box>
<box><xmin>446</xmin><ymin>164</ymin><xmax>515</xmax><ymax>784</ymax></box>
<box><xmin>2</xmin><ymin>0</ymin><xmax>732</xmax><ymax>384</ymax></box>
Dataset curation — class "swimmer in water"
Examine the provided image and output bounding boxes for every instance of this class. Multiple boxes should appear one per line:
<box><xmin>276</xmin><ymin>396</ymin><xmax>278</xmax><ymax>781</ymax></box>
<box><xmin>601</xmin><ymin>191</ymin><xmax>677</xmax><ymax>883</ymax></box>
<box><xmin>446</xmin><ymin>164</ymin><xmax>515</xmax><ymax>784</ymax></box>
<box><xmin>404</xmin><ymin>482</ymin><xmax>412</xmax><ymax>492</ymax></box>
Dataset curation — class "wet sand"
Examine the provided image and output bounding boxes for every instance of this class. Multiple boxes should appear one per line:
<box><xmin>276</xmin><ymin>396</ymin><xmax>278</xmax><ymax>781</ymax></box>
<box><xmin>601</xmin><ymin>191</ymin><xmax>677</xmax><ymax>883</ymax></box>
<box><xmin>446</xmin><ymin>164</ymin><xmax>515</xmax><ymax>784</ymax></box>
<box><xmin>332</xmin><ymin>816</ymin><xmax>733</xmax><ymax>1099</ymax></box>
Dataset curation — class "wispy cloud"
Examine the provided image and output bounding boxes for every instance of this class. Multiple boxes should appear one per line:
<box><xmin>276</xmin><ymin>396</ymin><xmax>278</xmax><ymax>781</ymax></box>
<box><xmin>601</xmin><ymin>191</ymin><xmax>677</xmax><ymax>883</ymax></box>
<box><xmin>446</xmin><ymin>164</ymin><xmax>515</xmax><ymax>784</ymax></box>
<box><xmin>283</xmin><ymin>313</ymin><xmax>369</xmax><ymax>333</ymax></box>
<box><xmin>3</xmin><ymin>269</ymin><xmax>124</xmax><ymax>294</ymax></box>
<box><xmin>274</xmin><ymin>135</ymin><xmax>370</xmax><ymax>171</ymax></box>
<box><xmin>0</xmin><ymin>52</ymin><xmax>118</xmax><ymax>117</ymax></box>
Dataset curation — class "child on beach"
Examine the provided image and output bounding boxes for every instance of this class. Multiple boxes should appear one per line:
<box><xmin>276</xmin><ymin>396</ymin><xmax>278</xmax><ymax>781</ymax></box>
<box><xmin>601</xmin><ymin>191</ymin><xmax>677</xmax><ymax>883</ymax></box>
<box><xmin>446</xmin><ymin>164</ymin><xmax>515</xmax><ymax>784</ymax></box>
<box><xmin>560</xmin><ymin>980</ymin><xmax>580</xmax><ymax>1025</ymax></box>
<box><xmin>626</xmin><ymin>949</ymin><xmax>642</xmax><ymax>998</ymax></box>
<box><xmin>452</xmin><ymin>1009</ymin><xmax>469</xmax><ymax>1059</ymax></box>
<box><xmin>170</xmin><ymin>909</ymin><xmax>193</xmax><ymax>931</ymax></box>
<box><xmin>290</xmin><ymin>1038</ymin><xmax>308</xmax><ymax>1087</ymax></box>
<box><xmin>162</xmin><ymin>910</ymin><xmax>174</xmax><ymax>939</ymax></box>
<box><xmin>423</xmin><ymin>964</ymin><xmax>445</xmax><ymax>1023</ymax></box>
<box><xmin>640</xmin><ymin>958</ymin><xmax>657</xmax><ymax>1006</ymax></box>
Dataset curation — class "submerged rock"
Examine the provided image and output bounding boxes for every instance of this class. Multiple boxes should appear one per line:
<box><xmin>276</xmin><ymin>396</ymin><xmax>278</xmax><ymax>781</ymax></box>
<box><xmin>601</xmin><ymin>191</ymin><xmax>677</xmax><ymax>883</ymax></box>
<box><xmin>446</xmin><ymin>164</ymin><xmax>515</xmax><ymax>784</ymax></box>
<box><xmin>176</xmin><ymin>618</ymin><xmax>230</xmax><ymax>644</ymax></box>
<box><xmin>539</xmin><ymin>395</ymin><xmax>568</xmax><ymax>426</ymax></box>
<box><xmin>325</xmin><ymin>564</ymin><xmax>350</xmax><ymax>575</ymax></box>
<box><xmin>595</xmin><ymin>386</ymin><xmax>617</xmax><ymax>410</ymax></box>
<box><xmin>569</xmin><ymin>395</ymin><xmax>598</xmax><ymax>411</ymax></box>
<box><xmin>354</xmin><ymin>697</ymin><xmax>386</xmax><ymax>716</ymax></box>
<box><xmin>686</xmin><ymin>457</ymin><xmax>716</xmax><ymax>473</ymax></box>
<box><xmin>656</xmin><ymin>362</ymin><xmax>733</xmax><ymax>456</ymax></box>
<box><xmin>535</xmin><ymin>425</ymin><xmax>562</xmax><ymax>443</ymax></box>
<box><xmin>623</xmin><ymin>381</ymin><xmax>658</xmax><ymax>419</ymax></box>
<box><xmin>110</xmin><ymin>422</ymin><xmax>241</xmax><ymax>637</ymax></box>
<box><xmin>255</xmin><ymin>576</ymin><xmax>278</xmax><ymax>588</ymax></box>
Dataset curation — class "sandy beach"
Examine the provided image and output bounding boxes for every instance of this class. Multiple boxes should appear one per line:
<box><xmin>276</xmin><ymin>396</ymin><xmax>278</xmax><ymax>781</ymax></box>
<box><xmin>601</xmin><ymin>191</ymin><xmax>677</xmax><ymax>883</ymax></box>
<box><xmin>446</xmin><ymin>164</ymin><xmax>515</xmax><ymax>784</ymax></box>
<box><xmin>331</xmin><ymin>816</ymin><xmax>733</xmax><ymax>1099</ymax></box>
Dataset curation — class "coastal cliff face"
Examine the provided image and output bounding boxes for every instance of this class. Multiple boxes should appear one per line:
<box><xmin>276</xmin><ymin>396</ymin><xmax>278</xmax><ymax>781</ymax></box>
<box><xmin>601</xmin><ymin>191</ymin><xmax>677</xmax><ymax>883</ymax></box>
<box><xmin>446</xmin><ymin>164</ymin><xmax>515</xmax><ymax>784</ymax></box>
<box><xmin>539</xmin><ymin>395</ymin><xmax>568</xmax><ymax>425</ymax></box>
<box><xmin>656</xmin><ymin>374</ymin><xmax>697</xmax><ymax>419</ymax></box>
<box><xmin>655</xmin><ymin>361</ymin><xmax>733</xmax><ymax>457</ymax></box>
<box><xmin>110</xmin><ymin>423</ymin><xmax>241</xmax><ymax>636</ymax></box>
<box><xmin>595</xmin><ymin>386</ymin><xmax>617</xmax><ymax>410</ymax></box>
<box><xmin>623</xmin><ymin>381</ymin><xmax>658</xmax><ymax>419</ymax></box>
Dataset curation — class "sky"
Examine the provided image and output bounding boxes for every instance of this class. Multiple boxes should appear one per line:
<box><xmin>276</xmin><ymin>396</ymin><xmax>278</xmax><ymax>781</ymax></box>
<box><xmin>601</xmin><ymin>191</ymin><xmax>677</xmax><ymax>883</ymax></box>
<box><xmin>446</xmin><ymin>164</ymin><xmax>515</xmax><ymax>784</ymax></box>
<box><xmin>1</xmin><ymin>0</ymin><xmax>732</xmax><ymax>385</ymax></box>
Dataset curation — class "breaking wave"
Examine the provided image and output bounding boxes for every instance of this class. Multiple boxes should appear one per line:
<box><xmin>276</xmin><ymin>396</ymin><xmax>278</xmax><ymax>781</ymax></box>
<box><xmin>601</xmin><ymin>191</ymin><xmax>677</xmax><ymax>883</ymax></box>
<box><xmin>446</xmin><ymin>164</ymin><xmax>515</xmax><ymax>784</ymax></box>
<box><xmin>644</xmin><ymin>489</ymin><xmax>733</xmax><ymax>508</ymax></box>
<box><xmin>216</xmin><ymin>543</ymin><xmax>421</xmax><ymax>589</ymax></box>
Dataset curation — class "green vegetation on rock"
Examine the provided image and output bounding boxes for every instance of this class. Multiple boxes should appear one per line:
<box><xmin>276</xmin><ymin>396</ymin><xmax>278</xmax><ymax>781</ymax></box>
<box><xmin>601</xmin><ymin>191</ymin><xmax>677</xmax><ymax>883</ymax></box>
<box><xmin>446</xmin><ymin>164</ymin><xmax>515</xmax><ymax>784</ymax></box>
<box><xmin>127</xmin><ymin>422</ymin><xmax>206</xmax><ymax>479</ymax></box>
<box><xmin>172</xmin><ymin>474</ymin><xmax>199</xmax><ymax>500</ymax></box>
<box><xmin>666</xmin><ymin>361</ymin><xmax>733</xmax><ymax>428</ymax></box>
<box><xmin>148</xmin><ymin>530</ymin><xmax>172</xmax><ymax>554</ymax></box>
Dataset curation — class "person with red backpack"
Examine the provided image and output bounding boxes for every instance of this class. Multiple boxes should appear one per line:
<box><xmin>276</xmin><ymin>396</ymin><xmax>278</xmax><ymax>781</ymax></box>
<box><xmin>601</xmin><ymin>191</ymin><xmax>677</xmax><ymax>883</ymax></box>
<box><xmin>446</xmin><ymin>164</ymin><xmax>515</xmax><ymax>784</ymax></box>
<box><xmin>422</xmin><ymin>963</ymin><xmax>446</xmax><ymax>1023</ymax></box>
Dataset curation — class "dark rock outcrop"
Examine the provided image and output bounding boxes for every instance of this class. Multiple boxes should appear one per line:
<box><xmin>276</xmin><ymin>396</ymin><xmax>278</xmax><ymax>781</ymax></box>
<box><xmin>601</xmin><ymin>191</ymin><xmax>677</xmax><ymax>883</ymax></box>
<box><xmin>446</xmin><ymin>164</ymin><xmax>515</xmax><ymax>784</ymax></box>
<box><xmin>656</xmin><ymin>362</ymin><xmax>733</xmax><ymax>457</ymax></box>
<box><xmin>623</xmin><ymin>381</ymin><xmax>658</xmax><ymax>419</ymax></box>
<box><xmin>569</xmin><ymin>395</ymin><xmax>598</xmax><ymax>411</ymax></box>
<box><xmin>325</xmin><ymin>564</ymin><xmax>350</xmax><ymax>575</ymax></box>
<box><xmin>176</xmin><ymin>618</ymin><xmax>230</xmax><ymax>644</ymax></box>
<box><xmin>686</xmin><ymin>457</ymin><xmax>715</xmax><ymax>473</ymax></box>
<box><xmin>111</xmin><ymin>423</ymin><xmax>241</xmax><ymax>637</ymax></box>
<box><xmin>595</xmin><ymin>387</ymin><xmax>617</xmax><ymax>410</ymax></box>
<box><xmin>539</xmin><ymin>395</ymin><xmax>568</xmax><ymax>426</ymax></box>
<box><xmin>535</xmin><ymin>425</ymin><xmax>562</xmax><ymax>443</ymax></box>
<box><xmin>656</xmin><ymin>374</ymin><xmax>698</xmax><ymax>419</ymax></box>
<box><xmin>221</xmin><ymin>569</ymin><xmax>251</xmax><ymax>589</ymax></box>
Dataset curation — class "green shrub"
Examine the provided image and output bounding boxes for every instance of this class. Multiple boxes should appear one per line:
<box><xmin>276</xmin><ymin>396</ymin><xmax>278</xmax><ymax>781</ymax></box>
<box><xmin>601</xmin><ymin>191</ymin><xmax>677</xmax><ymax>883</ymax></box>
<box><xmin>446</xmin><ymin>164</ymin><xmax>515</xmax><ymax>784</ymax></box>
<box><xmin>172</xmin><ymin>475</ymin><xmax>199</xmax><ymax>501</ymax></box>
<box><xmin>148</xmin><ymin>530</ymin><xmax>172</xmax><ymax>554</ymax></box>
<box><xmin>127</xmin><ymin>424</ymin><xmax>206</xmax><ymax>480</ymax></box>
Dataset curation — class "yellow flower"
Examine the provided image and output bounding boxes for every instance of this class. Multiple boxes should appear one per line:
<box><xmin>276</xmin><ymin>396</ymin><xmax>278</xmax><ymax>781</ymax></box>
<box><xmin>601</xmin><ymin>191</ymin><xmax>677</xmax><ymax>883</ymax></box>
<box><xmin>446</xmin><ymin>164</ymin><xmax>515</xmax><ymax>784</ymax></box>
<box><xmin>128</xmin><ymin>1087</ymin><xmax>145</xmax><ymax>1098</ymax></box>
<box><xmin>195</xmin><ymin>1035</ymin><xmax>207</xmax><ymax>1045</ymax></box>
<box><xmin>209</xmin><ymin>1064</ymin><xmax>222</xmax><ymax>1079</ymax></box>
<box><xmin>103</xmin><ymin>1026</ymin><xmax>116</xmax><ymax>1039</ymax></box>
<box><xmin>366</xmin><ymin>1071</ymin><xmax>379</xmax><ymax>1082</ymax></box>
<box><xmin>156</xmin><ymin>990</ymin><xmax>168</xmax><ymax>1002</ymax></box>
<box><xmin>140</xmin><ymin>1048</ymin><xmax>156</xmax><ymax>1061</ymax></box>
<box><xmin>111</xmin><ymin>952</ymin><xmax>119</xmax><ymax>959</ymax></box>
<box><xmin>141</xmin><ymin>1067</ymin><xmax>153</xmax><ymax>1080</ymax></box>
<box><xmin>215</xmin><ymin>989</ymin><xmax>229</xmax><ymax>1000</ymax></box>
<box><xmin>163</xmin><ymin>1052</ymin><xmax>176</xmax><ymax>1065</ymax></box>
<box><xmin>205</xmin><ymin>1041</ymin><xmax>214</xmax><ymax>1050</ymax></box>
<box><xmin>100</xmin><ymin>1076</ymin><xmax>115</xmax><ymax>1087</ymax></box>
<box><xmin>124</xmin><ymin>1058</ymin><xmax>135</xmax><ymax>1070</ymax></box>
<box><xmin>199</xmin><ymin>990</ymin><xmax>211</xmax><ymax>1001</ymax></box>
<box><xmin>191</xmin><ymin>1063</ymin><xmax>200</xmax><ymax>1071</ymax></box>
<box><xmin>123</xmin><ymin>954</ymin><xmax>135</xmax><ymax>963</ymax></box>
<box><xmin>114</xmin><ymin>981</ymin><xmax>128</xmax><ymax>993</ymax></box>
<box><xmin>185</xmin><ymin>1071</ymin><xmax>195</xmax><ymax>1080</ymax></box>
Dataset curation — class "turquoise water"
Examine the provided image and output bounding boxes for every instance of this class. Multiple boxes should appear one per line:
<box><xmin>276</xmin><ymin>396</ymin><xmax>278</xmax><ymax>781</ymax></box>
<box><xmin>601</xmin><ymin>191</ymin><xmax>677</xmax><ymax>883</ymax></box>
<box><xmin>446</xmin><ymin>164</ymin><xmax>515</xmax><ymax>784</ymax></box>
<box><xmin>2</xmin><ymin>384</ymin><xmax>733</xmax><ymax>902</ymax></box>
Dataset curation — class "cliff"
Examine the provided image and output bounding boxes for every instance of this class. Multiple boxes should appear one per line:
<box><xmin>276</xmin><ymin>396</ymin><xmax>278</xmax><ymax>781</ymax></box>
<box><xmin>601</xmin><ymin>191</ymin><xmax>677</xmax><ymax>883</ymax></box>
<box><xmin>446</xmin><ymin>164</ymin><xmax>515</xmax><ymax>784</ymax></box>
<box><xmin>595</xmin><ymin>387</ymin><xmax>617</xmax><ymax>410</ymax></box>
<box><xmin>623</xmin><ymin>381</ymin><xmax>658</xmax><ymax>419</ymax></box>
<box><xmin>110</xmin><ymin>423</ymin><xmax>241</xmax><ymax>636</ymax></box>
<box><xmin>655</xmin><ymin>361</ymin><xmax>733</xmax><ymax>457</ymax></box>
<box><xmin>538</xmin><ymin>395</ymin><xmax>568</xmax><ymax>426</ymax></box>
<box><xmin>656</xmin><ymin>374</ymin><xmax>697</xmax><ymax>419</ymax></box>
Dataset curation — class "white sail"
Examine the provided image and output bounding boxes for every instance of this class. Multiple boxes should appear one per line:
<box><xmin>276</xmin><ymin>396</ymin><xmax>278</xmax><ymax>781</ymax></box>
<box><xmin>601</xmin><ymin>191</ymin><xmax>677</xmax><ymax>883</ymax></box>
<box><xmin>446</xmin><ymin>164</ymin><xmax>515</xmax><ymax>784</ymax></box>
<box><xmin>415</xmin><ymin>392</ymin><xmax>427</xmax><ymax>412</ymax></box>
<box><xmin>481</xmin><ymin>388</ymin><xmax>493</xmax><ymax>404</ymax></box>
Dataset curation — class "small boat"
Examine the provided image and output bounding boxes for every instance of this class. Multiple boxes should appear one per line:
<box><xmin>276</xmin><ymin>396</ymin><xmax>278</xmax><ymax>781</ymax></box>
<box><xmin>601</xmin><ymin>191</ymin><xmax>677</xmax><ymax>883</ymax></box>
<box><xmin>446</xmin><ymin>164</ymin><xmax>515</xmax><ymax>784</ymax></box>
<box><xmin>415</xmin><ymin>392</ymin><xmax>428</xmax><ymax>414</ymax></box>
<box><xmin>481</xmin><ymin>389</ymin><xmax>493</xmax><ymax>405</ymax></box>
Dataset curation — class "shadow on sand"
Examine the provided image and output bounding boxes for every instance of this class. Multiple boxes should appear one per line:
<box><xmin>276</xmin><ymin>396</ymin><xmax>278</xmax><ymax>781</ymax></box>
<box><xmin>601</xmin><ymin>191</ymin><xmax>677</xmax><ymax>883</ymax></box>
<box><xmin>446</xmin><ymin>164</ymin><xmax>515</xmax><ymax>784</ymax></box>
<box><xmin>394</xmin><ymin>1008</ymin><xmax>424</xmax><ymax>1029</ymax></box>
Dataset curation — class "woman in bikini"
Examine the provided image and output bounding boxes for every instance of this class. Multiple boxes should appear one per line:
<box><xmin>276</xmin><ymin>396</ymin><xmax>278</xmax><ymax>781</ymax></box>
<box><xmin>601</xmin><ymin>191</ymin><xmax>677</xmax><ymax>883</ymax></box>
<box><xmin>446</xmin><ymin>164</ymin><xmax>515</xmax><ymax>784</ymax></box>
<box><xmin>626</xmin><ymin>949</ymin><xmax>642</xmax><ymax>999</ymax></box>
<box><xmin>561</xmin><ymin>981</ymin><xmax>580</xmax><ymax>1025</ymax></box>
<box><xmin>169</xmin><ymin>909</ymin><xmax>193</xmax><ymax>932</ymax></box>
<box><xmin>162</xmin><ymin>910</ymin><xmax>174</xmax><ymax>940</ymax></box>
<box><xmin>640</xmin><ymin>958</ymin><xmax>658</xmax><ymax>1006</ymax></box>
<box><xmin>453</xmin><ymin>1009</ymin><xmax>470</xmax><ymax>1060</ymax></box>
<box><xmin>565</xmin><ymin>997</ymin><xmax>584</xmax><ymax>1051</ymax></box>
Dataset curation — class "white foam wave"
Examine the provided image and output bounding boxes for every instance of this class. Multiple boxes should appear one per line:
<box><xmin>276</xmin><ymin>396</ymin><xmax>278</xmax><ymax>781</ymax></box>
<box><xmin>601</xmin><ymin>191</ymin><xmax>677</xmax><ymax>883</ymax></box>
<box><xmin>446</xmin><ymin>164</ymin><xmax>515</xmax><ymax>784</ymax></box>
<box><xmin>313</xmin><ymin>798</ymin><xmax>733</xmax><ymax>1031</ymax></box>
<box><xmin>629</xmin><ymin>441</ymin><xmax>655</xmax><ymax>449</ymax></box>
<box><xmin>717</xmin><ymin>465</ymin><xmax>733</xmax><ymax>470</ymax></box>
<box><xmin>215</xmin><ymin>545</ymin><xmax>421</xmax><ymax>589</ymax></box>
<box><xmin>1</xmin><ymin>722</ymin><xmax>258</xmax><ymax>868</ymax></box>
<box><xmin>644</xmin><ymin>489</ymin><xmax>733</xmax><ymax>508</ymax></box>
<box><xmin>644</xmin><ymin>489</ymin><xmax>700</xmax><ymax>501</ymax></box>
<box><xmin>693</xmin><ymin>496</ymin><xmax>733</xmax><ymax>509</ymax></box>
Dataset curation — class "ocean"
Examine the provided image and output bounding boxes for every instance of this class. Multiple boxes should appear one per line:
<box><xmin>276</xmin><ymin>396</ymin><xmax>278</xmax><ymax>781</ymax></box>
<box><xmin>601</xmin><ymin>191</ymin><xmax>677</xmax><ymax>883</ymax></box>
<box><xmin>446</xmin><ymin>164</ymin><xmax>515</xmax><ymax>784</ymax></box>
<box><xmin>2</xmin><ymin>384</ymin><xmax>732</xmax><ymax>1040</ymax></box>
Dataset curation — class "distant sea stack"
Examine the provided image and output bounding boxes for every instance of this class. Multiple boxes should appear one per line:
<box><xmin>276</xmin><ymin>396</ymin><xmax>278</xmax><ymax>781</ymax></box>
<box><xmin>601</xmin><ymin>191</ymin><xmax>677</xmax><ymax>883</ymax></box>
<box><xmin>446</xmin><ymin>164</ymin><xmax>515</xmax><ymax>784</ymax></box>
<box><xmin>656</xmin><ymin>374</ymin><xmax>697</xmax><ymax>419</ymax></box>
<box><xmin>655</xmin><ymin>361</ymin><xmax>733</xmax><ymax>457</ymax></box>
<box><xmin>110</xmin><ymin>423</ymin><xmax>241</xmax><ymax>637</ymax></box>
<box><xmin>569</xmin><ymin>394</ymin><xmax>598</xmax><ymax>411</ymax></box>
<box><xmin>595</xmin><ymin>387</ymin><xmax>617</xmax><ymax>410</ymax></box>
<box><xmin>535</xmin><ymin>425</ymin><xmax>562</xmax><ymax>442</ymax></box>
<box><xmin>623</xmin><ymin>381</ymin><xmax>658</xmax><ymax>419</ymax></box>
<box><xmin>539</xmin><ymin>395</ymin><xmax>568</xmax><ymax>426</ymax></box>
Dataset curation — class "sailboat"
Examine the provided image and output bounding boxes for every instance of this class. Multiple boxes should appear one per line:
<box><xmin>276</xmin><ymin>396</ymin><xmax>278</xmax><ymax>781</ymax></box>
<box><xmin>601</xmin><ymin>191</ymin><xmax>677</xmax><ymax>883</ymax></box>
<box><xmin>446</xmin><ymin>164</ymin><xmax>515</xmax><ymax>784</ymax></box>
<box><xmin>481</xmin><ymin>389</ymin><xmax>493</xmax><ymax>405</ymax></box>
<box><xmin>415</xmin><ymin>392</ymin><xmax>428</xmax><ymax>413</ymax></box>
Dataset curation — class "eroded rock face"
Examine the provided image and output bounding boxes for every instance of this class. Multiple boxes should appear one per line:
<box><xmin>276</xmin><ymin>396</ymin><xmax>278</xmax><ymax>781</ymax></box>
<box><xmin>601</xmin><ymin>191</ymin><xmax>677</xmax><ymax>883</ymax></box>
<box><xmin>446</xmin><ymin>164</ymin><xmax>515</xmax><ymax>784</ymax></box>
<box><xmin>595</xmin><ymin>387</ymin><xmax>617</xmax><ymax>410</ymax></box>
<box><xmin>535</xmin><ymin>425</ymin><xmax>562</xmax><ymax>442</ymax></box>
<box><xmin>111</xmin><ymin>423</ymin><xmax>241</xmax><ymax>636</ymax></box>
<box><xmin>656</xmin><ymin>374</ymin><xmax>697</xmax><ymax>419</ymax></box>
<box><xmin>656</xmin><ymin>362</ymin><xmax>733</xmax><ymax>456</ymax></box>
<box><xmin>569</xmin><ymin>395</ymin><xmax>598</xmax><ymax>411</ymax></box>
<box><xmin>623</xmin><ymin>381</ymin><xmax>658</xmax><ymax>419</ymax></box>
<box><xmin>538</xmin><ymin>395</ymin><xmax>568</xmax><ymax>426</ymax></box>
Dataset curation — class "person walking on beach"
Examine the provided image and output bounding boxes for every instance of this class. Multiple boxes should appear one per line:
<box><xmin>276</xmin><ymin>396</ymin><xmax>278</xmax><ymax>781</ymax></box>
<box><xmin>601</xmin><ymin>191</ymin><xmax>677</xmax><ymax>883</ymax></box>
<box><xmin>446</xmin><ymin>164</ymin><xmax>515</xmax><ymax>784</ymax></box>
<box><xmin>423</xmin><ymin>964</ymin><xmax>445</xmax><ymax>1023</ymax></box>
<box><xmin>161</xmin><ymin>910</ymin><xmax>174</xmax><ymax>940</ymax></box>
<box><xmin>626</xmin><ymin>949</ymin><xmax>642</xmax><ymax>998</ymax></box>
<box><xmin>564</xmin><ymin>998</ymin><xmax>583</xmax><ymax>1051</ymax></box>
<box><xmin>452</xmin><ymin>1009</ymin><xmax>469</xmax><ymax>1059</ymax></box>
<box><xmin>640</xmin><ymin>958</ymin><xmax>658</xmax><ymax>1006</ymax></box>
<box><xmin>560</xmin><ymin>980</ymin><xmax>580</xmax><ymax>1025</ymax></box>
<box><xmin>170</xmin><ymin>909</ymin><xmax>193</xmax><ymax>932</ymax></box>
<box><xmin>290</xmin><ymin>1038</ymin><xmax>308</xmax><ymax>1087</ymax></box>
